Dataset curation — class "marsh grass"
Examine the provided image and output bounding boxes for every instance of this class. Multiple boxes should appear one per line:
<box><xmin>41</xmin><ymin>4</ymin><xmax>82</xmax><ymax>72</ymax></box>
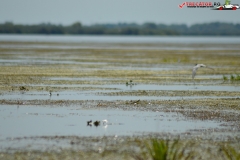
<box><xmin>234</xmin><ymin>74</ymin><xmax>240</xmax><ymax>81</ymax></box>
<box><xmin>1</xmin><ymin>137</ymin><xmax>240</xmax><ymax>160</ymax></box>
<box><xmin>230</xmin><ymin>74</ymin><xmax>240</xmax><ymax>82</ymax></box>
<box><xmin>221</xmin><ymin>144</ymin><xmax>240</xmax><ymax>160</ymax></box>
<box><xmin>141</xmin><ymin>139</ymin><xmax>195</xmax><ymax>160</ymax></box>
<box><xmin>133</xmin><ymin>139</ymin><xmax>240</xmax><ymax>160</ymax></box>
<box><xmin>231</xmin><ymin>75</ymin><xmax>235</xmax><ymax>81</ymax></box>
<box><xmin>222</xmin><ymin>74</ymin><xmax>240</xmax><ymax>82</ymax></box>
<box><xmin>223</xmin><ymin>75</ymin><xmax>228</xmax><ymax>81</ymax></box>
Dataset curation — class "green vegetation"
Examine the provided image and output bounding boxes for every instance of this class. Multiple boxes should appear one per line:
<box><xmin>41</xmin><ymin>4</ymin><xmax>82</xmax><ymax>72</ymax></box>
<box><xmin>134</xmin><ymin>139</ymin><xmax>240</xmax><ymax>160</ymax></box>
<box><xmin>233</xmin><ymin>74</ymin><xmax>240</xmax><ymax>81</ymax></box>
<box><xmin>1</xmin><ymin>138</ymin><xmax>240</xmax><ymax>160</ymax></box>
<box><xmin>1</xmin><ymin>21</ymin><xmax>240</xmax><ymax>35</ymax></box>
<box><xmin>145</xmin><ymin>139</ymin><xmax>195</xmax><ymax>160</ymax></box>
<box><xmin>221</xmin><ymin>144</ymin><xmax>240</xmax><ymax>160</ymax></box>
<box><xmin>222</xmin><ymin>74</ymin><xmax>240</xmax><ymax>82</ymax></box>
<box><xmin>223</xmin><ymin>75</ymin><xmax>228</xmax><ymax>81</ymax></box>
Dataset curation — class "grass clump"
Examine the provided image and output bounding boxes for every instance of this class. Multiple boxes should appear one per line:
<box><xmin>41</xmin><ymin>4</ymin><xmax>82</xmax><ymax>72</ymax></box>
<box><xmin>235</xmin><ymin>74</ymin><xmax>240</xmax><ymax>81</ymax></box>
<box><xmin>221</xmin><ymin>144</ymin><xmax>240</xmax><ymax>160</ymax></box>
<box><xmin>231</xmin><ymin>74</ymin><xmax>240</xmax><ymax>81</ymax></box>
<box><xmin>231</xmin><ymin>75</ymin><xmax>235</xmax><ymax>81</ymax></box>
<box><xmin>223</xmin><ymin>74</ymin><xmax>240</xmax><ymax>82</ymax></box>
<box><xmin>144</xmin><ymin>139</ymin><xmax>195</xmax><ymax>160</ymax></box>
<box><xmin>223</xmin><ymin>75</ymin><xmax>228</xmax><ymax>81</ymax></box>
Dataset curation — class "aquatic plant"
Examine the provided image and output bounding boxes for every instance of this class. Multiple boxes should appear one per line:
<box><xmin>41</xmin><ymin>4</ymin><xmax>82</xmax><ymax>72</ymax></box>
<box><xmin>222</xmin><ymin>75</ymin><xmax>228</xmax><ymax>81</ymax></box>
<box><xmin>230</xmin><ymin>74</ymin><xmax>240</xmax><ymax>82</ymax></box>
<box><xmin>235</xmin><ymin>74</ymin><xmax>240</xmax><ymax>81</ymax></box>
<box><xmin>230</xmin><ymin>75</ymin><xmax>235</xmax><ymax>81</ymax></box>
<box><xmin>221</xmin><ymin>74</ymin><xmax>240</xmax><ymax>82</ymax></box>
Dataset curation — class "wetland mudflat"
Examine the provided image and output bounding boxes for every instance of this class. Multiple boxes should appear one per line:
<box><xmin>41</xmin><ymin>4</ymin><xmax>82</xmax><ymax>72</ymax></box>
<box><xmin>0</xmin><ymin>35</ymin><xmax>239</xmax><ymax>159</ymax></box>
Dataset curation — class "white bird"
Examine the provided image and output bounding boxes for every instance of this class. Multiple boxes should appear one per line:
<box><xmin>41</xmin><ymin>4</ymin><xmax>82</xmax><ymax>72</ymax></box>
<box><xmin>102</xmin><ymin>119</ymin><xmax>108</xmax><ymax>125</ymax></box>
<box><xmin>192</xmin><ymin>64</ymin><xmax>213</xmax><ymax>79</ymax></box>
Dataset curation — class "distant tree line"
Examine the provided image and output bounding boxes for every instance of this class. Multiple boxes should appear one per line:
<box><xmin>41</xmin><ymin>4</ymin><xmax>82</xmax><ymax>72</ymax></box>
<box><xmin>0</xmin><ymin>21</ymin><xmax>240</xmax><ymax>35</ymax></box>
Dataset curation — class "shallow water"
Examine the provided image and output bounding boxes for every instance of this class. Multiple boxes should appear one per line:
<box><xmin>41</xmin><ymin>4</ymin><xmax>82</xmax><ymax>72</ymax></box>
<box><xmin>0</xmin><ymin>58</ymin><xmax>193</xmax><ymax>71</ymax></box>
<box><xmin>46</xmin><ymin>74</ymin><xmax>227</xmax><ymax>81</ymax></box>
<box><xmin>1</xmin><ymin>35</ymin><xmax>240</xmax><ymax>44</ymax></box>
<box><xmin>11</xmin><ymin>83</ymin><xmax>240</xmax><ymax>92</ymax></box>
<box><xmin>0</xmin><ymin>91</ymin><xmax>237</xmax><ymax>101</ymax></box>
<box><xmin>0</xmin><ymin>59</ymin><xmax>108</xmax><ymax>66</ymax></box>
<box><xmin>101</xmin><ymin>84</ymin><xmax>240</xmax><ymax>91</ymax></box>
<box><xmin>1</xmin><ymin>82</ymin><xmax>240</xmax><ymax>101</ymax></box>
<box><xmin>1</xmin><ymin>35</ymin><xmax>240</xmax><ymax>50</ymax></box>
<box><xmin>0</xmin><ymin>105</ymin><xmax>224</xmax><ymax>140</ymax></box>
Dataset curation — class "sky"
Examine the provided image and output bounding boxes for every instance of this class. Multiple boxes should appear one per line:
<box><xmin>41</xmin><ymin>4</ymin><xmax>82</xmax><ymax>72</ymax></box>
<box><xmin>0</xmin><ymin>0</ymin><xmax>240</xmax><ymax>26</ymax></box>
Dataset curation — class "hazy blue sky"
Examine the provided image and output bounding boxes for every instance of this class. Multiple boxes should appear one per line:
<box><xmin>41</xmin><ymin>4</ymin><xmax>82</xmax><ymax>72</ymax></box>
<box><xmin>1</xmin><ymin>0</ymin><xmax>240</xmax><ymax>26</ymax></box>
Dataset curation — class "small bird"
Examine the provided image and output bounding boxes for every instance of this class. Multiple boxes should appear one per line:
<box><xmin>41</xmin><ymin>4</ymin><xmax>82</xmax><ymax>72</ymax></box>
<box><xmin>102</xmin><ymin>119</ymin><xmax>108</xmax><ymax>125</ymax></box>
<box><xmin>93</xmin><ymin>121</ymin><xmax>100</xmax><ymax>127</ymax></box>
<box><xmin>87</xmin><ymin>120</ymin><xmax>92</xmax><ymax>126</ymax></box>
<box><xmin>192</xmin><ymin>64</ymin><xmax>214</xmax><ymax>80</ymax></box>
